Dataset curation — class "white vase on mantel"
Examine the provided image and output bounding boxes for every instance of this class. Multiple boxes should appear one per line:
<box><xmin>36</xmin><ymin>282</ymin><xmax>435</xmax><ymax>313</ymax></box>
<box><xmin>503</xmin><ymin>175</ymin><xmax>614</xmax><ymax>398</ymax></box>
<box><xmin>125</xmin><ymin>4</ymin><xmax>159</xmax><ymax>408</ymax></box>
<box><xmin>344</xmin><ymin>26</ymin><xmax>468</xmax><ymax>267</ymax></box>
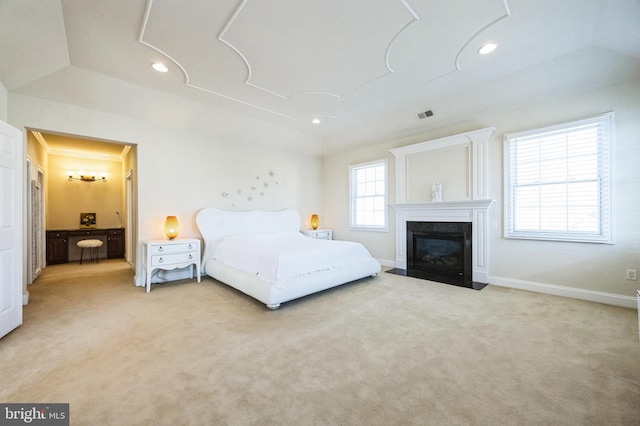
<box><xmin>430</xmin><ymin>182</ymin><xmax>442</xmax><ymax>202</ymax></box>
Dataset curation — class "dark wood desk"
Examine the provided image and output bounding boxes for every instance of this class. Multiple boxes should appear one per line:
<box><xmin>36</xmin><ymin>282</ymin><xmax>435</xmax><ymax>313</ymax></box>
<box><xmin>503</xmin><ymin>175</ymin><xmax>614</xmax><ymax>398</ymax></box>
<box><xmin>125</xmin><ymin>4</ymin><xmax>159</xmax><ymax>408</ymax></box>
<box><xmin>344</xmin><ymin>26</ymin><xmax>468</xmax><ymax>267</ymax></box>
<box><xmin>46</xmin><ymin>228</ymin><xmax>125</xmax><ymax>264</ymax></box>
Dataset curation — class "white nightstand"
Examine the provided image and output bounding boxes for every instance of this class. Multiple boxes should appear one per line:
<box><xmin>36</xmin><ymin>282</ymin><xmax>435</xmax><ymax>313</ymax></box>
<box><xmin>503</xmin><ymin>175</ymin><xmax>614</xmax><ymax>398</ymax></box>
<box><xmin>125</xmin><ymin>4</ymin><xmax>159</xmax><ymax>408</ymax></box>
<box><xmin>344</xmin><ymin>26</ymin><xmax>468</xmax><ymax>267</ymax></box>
<box><xmin>301</xmin><ymin>229</ymin><xmax>332</xmax><ymax>240</ymax></box>
<box><xmin>143</xmin><ymin>238</ymin><xmax>201</xmax><ymax>292</ymax></box>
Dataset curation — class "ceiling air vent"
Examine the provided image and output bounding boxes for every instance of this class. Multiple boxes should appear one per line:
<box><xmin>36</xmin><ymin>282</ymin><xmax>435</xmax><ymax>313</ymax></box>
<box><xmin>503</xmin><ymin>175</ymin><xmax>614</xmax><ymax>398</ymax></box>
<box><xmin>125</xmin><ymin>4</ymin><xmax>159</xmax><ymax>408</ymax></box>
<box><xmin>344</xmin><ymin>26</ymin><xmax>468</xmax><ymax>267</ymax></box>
<box><xmin>416</xmin><ymin>109</ymin><xmax>434</xmax><ymax>120</ymax></box>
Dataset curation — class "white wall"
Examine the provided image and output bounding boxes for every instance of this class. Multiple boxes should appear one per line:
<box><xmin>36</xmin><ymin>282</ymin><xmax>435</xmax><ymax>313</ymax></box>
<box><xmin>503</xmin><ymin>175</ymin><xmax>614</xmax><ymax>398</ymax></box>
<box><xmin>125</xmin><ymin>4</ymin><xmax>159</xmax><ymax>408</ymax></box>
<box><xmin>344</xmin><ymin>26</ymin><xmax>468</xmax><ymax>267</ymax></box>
<box><xmin>323</xmin><ymin>78</ymin><xmax>640</xmax><ymax>301</ymax></box>
<box><xmin>0</xmin><ymin>80</ymin><xmax>7</xmax><ymax>121</ymax></box>
<box><xmin>9</xmin><ymin>93</ymin><xmax>323</xmax><ymax>285</ymax></box>
<box><xmin>9</xmin><ymin>76</ymin><xmax>639</xmax><ymax>303</ymax></box>
<box><xmin>47</xmin><ymin>154</ymin><xmax>123</xmax><ymax>229</ymax></box>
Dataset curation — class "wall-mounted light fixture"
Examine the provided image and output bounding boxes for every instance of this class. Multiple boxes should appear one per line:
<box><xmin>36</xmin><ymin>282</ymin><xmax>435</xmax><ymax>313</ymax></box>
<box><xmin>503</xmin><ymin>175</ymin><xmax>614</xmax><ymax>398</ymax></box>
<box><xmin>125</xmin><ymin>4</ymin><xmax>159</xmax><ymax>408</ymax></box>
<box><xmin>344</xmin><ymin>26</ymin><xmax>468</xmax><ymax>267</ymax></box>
<box><xmin>67</xmin><ymin>171</ymin><xmax>107</xmax><ymax>182</ymax></box>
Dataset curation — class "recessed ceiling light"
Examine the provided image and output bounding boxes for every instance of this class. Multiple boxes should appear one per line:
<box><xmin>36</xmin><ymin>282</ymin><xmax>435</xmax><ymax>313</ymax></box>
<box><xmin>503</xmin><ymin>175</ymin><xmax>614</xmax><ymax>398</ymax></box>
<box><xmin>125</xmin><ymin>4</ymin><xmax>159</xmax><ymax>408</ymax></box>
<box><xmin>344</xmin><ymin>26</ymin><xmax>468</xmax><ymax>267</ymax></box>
<box><xmin>152</xmin><ymin>63</ymin><xmax>169</xmax><ymax>72</ymax></box>
<box><xmin>312</xmin><ymin>118</ymin><xmax>321</xmax><ymax>124</ymax></box>
<box><xmin>478</xmin><ymin>43</ymin><xmax>498</xmax><ymax>55</ymax></box>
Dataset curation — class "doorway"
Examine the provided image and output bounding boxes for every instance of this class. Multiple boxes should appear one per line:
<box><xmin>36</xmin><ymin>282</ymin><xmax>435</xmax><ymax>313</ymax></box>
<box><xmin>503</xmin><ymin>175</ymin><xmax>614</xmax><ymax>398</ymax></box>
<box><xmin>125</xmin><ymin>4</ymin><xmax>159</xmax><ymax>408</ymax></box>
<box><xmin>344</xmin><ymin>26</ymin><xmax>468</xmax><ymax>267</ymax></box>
<box><xmin>26</xmin><ymin>130</ymin><xmax>138</xmax><ymax>279</ymax></box>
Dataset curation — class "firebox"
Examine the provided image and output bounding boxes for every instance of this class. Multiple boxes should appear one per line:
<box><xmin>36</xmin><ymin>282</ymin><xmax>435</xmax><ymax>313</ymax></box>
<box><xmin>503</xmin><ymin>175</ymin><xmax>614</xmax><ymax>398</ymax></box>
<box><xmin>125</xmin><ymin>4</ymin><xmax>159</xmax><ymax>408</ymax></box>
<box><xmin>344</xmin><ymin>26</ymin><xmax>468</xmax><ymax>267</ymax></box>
<box><xmin>406</xmin><ymin>221</ymin><xmax>474</xmax><ymax>289</ymax></box>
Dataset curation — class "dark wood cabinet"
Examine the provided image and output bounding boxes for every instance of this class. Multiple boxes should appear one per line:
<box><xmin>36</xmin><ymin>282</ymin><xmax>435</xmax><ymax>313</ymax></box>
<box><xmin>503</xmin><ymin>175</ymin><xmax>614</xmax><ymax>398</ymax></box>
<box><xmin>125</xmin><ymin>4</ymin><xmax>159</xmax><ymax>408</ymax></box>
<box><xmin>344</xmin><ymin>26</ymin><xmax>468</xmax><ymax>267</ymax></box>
<box><xmin>69</xmin><ymin>229</ymin><xmax>103</xmax><ymax>237</ymax></box>
<box><xmin>46</xmin><ymin>228</ymin><xmax>125</xmax><ymax>263</ymax></box>
<box><xmin>46</xmin><ymin>231</ymin><xmax>69</xmax><ymax>264</ymax></box>
<box><xmin>106</xmin><ymin>228</ymin><xmax>125</xmax><ymax>259</ymax></box>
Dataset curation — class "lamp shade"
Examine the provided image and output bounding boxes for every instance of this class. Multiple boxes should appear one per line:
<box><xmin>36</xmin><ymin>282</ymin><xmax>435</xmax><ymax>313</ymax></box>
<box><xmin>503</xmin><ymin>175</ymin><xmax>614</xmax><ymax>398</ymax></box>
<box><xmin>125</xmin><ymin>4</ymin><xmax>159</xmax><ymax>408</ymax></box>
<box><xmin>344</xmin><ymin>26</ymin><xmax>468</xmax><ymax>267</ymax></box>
<box><xmin>164</xmin><ymin>216</ymin><xmax>179</xmax><ymax>239</ymax></box>
<box><xmin>310</xmin><ymin>214</ymin><xmax>320</xmax><ymax>230</ymax></box>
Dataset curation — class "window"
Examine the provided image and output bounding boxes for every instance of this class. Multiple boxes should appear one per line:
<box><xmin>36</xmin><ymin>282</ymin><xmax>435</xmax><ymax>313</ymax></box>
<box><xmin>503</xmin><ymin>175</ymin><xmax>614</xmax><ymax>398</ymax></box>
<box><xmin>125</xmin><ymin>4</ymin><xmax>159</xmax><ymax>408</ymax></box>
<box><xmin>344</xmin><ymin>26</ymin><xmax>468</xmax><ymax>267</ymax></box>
<box><xmin>349</xmin><ymin>159</ymin><xmax>388</xmax><ymax>231</ymax></box>
<box><xmin>504</xmin><ymin>113</ymin><xmax>613</xmax><ymax>243</ymax></box>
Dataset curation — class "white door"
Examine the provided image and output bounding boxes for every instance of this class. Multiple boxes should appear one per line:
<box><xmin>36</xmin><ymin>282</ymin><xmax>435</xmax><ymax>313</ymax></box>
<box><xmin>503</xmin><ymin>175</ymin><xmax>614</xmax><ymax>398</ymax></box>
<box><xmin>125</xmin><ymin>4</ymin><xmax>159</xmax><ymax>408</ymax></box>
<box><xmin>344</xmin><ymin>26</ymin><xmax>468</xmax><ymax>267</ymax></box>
<box><xmin>0</xmin><ymin>120</ymin><xmax>23</xmax><ymax>339</ymax></box>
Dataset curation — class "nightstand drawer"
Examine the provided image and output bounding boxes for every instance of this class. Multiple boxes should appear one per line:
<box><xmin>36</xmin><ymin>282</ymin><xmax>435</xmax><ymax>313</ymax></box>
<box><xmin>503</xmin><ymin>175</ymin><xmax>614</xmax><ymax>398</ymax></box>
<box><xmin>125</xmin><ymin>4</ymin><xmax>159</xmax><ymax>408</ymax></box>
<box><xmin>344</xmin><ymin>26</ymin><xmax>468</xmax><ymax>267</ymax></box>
<box><xmin>301</xmin><ymin>229</ymin><xmax>332</xmax><ymax>240</ymax></box>
<box><xmin>151</xmin><ymin>252</ymin><xmax>197</xmax><ymax>267</ymax></box>
<box><xmin>151</xmin><ymin>242</ymin><xmax>197</xmax><ymax>255</ymax></box>
<box><xmin>312</xmin><ymin>230</ymin><xmax>331</xmax><ymax>239</ymax></box>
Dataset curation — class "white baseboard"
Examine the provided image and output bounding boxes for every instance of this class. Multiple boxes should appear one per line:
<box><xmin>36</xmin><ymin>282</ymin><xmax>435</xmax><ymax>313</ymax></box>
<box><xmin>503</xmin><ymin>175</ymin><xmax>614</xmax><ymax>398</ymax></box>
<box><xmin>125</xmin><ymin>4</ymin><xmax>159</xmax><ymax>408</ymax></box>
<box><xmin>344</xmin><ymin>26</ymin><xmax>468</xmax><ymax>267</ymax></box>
<box><xmin>22</xmin><ymin>290</ymin><xmax>29</xmax><ymax>305</ymax></box>
<box><xmin>377</xmin><ymin>258</ymin><xmax>396</xmax><ymax>268</ymax></box>
<box><xmin>489</xmin><ymin>276</ymin><xmax>637</xmax><ymax>309</ymax></box>
<box><xmin>134</xmin><ymin>275</ymin><xmax>145</xmax><ymax>287</ymax></box>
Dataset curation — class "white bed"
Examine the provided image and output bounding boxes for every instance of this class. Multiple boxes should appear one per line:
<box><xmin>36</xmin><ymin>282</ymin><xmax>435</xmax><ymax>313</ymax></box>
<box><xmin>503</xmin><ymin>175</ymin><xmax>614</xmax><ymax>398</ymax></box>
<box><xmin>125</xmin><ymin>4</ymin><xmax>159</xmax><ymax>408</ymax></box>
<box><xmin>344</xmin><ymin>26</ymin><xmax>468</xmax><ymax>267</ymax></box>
<box><xmin>196</xmin><ymin>208</ymin><xmax>381</xmax><ymax>309</ymax></box>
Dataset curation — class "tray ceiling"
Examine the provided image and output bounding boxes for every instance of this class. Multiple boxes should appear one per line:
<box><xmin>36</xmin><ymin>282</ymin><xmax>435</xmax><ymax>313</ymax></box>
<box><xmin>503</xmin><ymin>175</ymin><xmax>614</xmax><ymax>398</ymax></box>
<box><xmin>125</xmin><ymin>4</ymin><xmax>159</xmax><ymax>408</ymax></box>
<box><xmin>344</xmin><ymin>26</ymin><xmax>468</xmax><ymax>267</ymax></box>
<box><xmin>139</xmin><ymin>0</ymin><xmax>509</xmax><ymax>121</ymax></box>
<box><xmin>1</xmin><ymin>0</ymin><xmax>639</xmax><ymax>155</ymax></box>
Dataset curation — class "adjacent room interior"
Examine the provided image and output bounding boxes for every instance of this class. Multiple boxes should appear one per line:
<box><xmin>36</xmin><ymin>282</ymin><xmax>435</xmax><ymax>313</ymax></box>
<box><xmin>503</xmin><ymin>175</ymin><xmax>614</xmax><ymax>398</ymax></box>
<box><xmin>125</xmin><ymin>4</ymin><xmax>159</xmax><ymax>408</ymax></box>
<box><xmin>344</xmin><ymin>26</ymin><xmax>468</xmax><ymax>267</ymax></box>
<box><xmin>25</xmin><ymin>131</ymin><xmax>137</xmax><ymax>282</ymax></box>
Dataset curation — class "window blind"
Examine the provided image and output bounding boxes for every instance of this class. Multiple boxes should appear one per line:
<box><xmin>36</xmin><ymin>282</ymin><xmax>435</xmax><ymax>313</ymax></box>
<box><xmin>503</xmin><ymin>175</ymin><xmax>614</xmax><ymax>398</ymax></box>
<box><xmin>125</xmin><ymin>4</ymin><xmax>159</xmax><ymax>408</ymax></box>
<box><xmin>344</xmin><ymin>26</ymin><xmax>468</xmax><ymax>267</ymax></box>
<box><xmin>504</xmin><ymin>112</ymin><xmax>612</xmax><ymax>243</ymax></box>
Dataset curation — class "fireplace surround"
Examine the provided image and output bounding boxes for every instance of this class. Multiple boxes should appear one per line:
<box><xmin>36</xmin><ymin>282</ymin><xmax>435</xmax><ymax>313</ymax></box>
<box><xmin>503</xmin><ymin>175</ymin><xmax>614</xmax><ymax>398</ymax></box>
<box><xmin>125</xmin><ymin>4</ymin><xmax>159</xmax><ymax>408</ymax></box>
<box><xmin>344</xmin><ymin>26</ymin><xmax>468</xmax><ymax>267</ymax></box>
<box><xmin>407</xmin><ymin>221</ymin><xmax>472</xmax><ymax>288</ymax></box>
<box><xmin>389</xmin><ymin>128</ymin><xmax>495</xmax><ymax>289</ymax></box>
<box><xmin>390</xmin><ymin>200</ymin><xmax>492</xmax><ymax>289</ymax></box>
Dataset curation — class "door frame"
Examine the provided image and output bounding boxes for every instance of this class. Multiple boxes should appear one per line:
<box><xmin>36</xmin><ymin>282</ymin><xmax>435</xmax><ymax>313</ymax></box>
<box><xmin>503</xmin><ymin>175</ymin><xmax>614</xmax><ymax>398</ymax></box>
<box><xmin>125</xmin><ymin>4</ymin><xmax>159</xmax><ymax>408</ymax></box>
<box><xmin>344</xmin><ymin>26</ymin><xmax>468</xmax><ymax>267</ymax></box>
<box><xmin>126</xmin><ymin>169</ymin><xmax>133</xmax><ymax>265</ymax></box>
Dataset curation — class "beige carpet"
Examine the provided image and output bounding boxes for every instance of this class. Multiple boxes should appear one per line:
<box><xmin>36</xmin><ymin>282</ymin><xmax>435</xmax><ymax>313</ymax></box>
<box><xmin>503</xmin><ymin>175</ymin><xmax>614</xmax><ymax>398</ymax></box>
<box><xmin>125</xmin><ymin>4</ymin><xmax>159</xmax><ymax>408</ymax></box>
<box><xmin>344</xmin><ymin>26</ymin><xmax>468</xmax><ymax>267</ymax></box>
<box><xmin>1</xmin><ymin>259</ymin><xmax>639</xmax><ymax>425</ymax></box>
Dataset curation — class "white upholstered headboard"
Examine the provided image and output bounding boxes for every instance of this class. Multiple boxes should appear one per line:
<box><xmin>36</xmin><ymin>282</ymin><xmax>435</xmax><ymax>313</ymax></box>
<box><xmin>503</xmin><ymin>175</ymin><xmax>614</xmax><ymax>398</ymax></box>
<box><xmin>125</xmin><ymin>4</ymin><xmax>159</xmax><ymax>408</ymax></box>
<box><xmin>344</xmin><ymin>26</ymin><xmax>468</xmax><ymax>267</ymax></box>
<box><xmin>196</xmin><ymin>208</ymin><xmax>301</xmax><ymax>269</ymax></box>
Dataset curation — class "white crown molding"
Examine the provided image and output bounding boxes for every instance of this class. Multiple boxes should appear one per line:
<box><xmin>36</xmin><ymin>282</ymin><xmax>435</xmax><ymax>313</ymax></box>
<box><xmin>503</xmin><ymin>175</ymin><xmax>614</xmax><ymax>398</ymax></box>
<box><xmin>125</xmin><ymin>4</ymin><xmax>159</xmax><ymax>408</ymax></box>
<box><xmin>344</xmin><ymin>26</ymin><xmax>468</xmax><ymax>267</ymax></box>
<box><xmin>120</xmin><ymin>145</ymin><xmax>132</xmax><ymax>161</ymax></box>
<box><xmin>32</xmin><ymin>131</ymin><xmax>124</xmax><ymax>161</ymax></box>
<box><xmin>31</xmin><ymin>131</ymin><xmax>51</xmax><ymax>153</ymax></box>
<box><xmin>48</xmin><ymin>149</ymin><xmax>121</xmax><ymax>161</ymax></box>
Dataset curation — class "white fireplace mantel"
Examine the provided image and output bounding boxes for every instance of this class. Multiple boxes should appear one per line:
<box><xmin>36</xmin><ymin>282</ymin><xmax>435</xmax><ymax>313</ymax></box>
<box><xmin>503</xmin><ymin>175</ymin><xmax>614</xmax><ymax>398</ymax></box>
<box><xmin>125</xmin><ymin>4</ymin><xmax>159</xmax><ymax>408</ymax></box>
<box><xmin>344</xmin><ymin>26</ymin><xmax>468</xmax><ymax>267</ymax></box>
<box><xmin>390</xmin><ymin>127</ymin><xmax>495</xmax><ymax>203</ymax></box>
<box><xmin>389</xmin><ymin>128</ymin><xmax>495</xmax><ymax>284</ymax></box>
<box><xmin>391</xmin><ymin>199</ymin><xmax>494</xmax><ymax>212</ymax></box>
<box><xmin>391</xmin><ymin>200</ymin><xmax>494</xmax><ymax>283</ymax></box>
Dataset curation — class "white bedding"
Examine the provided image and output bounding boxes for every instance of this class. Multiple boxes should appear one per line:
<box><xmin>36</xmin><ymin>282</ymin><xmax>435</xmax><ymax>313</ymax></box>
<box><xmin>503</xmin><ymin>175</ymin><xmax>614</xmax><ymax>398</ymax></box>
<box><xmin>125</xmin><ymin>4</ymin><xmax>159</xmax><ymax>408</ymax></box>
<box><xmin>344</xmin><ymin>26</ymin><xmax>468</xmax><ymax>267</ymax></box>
<box><xmin>196</xmin><ymin>208</ymin><xmax>381</xmax><ymax>309</ymax></box>
<box><xmin>213</xmin><ymin>231</ymin><xmax>376</xmax><ymax>288</ymax></box>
